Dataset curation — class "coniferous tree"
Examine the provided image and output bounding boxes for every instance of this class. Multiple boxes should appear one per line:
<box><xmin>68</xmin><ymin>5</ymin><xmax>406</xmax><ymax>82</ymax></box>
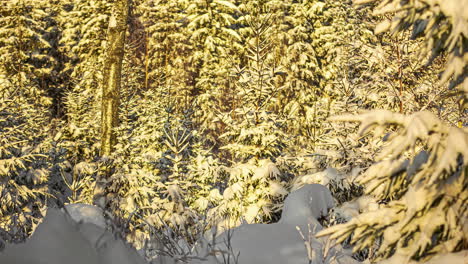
<box><xmin>318</xmin><ymin>1</ymin><xmax>468</xmax><ymax>262</ymax></box>
<box><xmin>139</xmin><ymin>0</ymin><xmax>193</xmax><ymax>96</ymax></box>
<box><xmin>186</xmin><ymin>0</ymin><xmax>243</xmax><ymax>143</ymax></box>
<box><xmin>218</xmin><ymin>3</ymin><xmax>288</xmax><ymax>162</ymax></box>
<box><xmin>0</xmin><ymin>0</ymin><xmax>59</xmax><ymax>240</ymax></box>
<box><xmin>58</xmin><ymin>0</ymin><xmax>113</xmax><ymax>163</ymax></box>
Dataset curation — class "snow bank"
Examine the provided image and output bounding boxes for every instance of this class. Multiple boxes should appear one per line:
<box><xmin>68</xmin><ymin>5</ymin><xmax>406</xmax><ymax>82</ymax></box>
<box><xmin>2</xmin><ymin>195</ymin><xmax>460</xmax><ymax>264</ymax></box>
<box><xmin>197</xmin><ymin>223</ymin><xmax>361</xmax><ymax>264</ymax></box>
<box><xmin>0</xmin><ymin>207</ymin><xmax>147</xmax><ymax>264</ymax></box>
<box><xmin>184</xmin><ymin>184</ymin><xmax>357</xmax><ymax>264</ymax></box>
<box><xmin>0</xmin><ymin>208</ymin><xmax>101</xmax><ymax>264</ymax></box>
<box><xmin>202</xmin><ymin>223</ymin><xmax>319</xmax><ymax>264</ymax></box>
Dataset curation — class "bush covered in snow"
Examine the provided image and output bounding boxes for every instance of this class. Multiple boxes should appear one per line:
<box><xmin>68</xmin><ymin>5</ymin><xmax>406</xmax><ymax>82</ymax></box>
<box><xmin>318</xmin><ymin>111</ymin><xmax>467</xmax><ymax>262</ymax></box>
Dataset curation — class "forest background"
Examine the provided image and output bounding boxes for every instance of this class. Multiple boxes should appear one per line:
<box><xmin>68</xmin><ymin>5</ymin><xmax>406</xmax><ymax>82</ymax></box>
<box><xmin>0</xmin><ymin>0</ymin><xmax>466</xmax><ymax>263</ymax></box>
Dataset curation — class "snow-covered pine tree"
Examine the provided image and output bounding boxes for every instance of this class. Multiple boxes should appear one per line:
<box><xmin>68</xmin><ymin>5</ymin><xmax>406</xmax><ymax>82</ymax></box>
<box><xmin>330</xmin><ymin>3</ymin><xmax>459</xmax><ymax>121</ymax></box>
<box><xmin>218</xmin><ymin>2</ymin><xmax>288</xmax><ymax>162</ymax></box>
<box><xmin>0</xmin><ymin>0</ymin><xmax>59</xmax><ymax>241</ymax></box>
<box><xmin>138</xmin><ymin>0</ymin><xmax>195</xmax><ymax>107</ymax></box>
<box><xmin>48</xmin><ymin>0</ymin><xmax>114</xmax><ymax>207</ymax></box>
<box><xmin>108</xmin><ymin>90</ymin><xmax>220</xmax><ymax>247</ymax></box>
<box><xmin>279</xmin><ymin>0</ymin><xmax>347</xmax><ymax>150</ymax></box>
<box><xmin>186</xmin><ymin>0</ymin><xmax>243</xmax><ymax>144</ymax></box>
<box><xmin>319</xmin><ymin>111</ymin><xmax>467</xmax><ymax>261</ymax></box>
<box><xmin>277</xmin><ymin>0</ymin><xmax>385</xmax><ymax>154</ymax></box>
<box><xmin>311</xmin><ymin>0</ymin><xmax>461</xmax><ymax>173</ymax></box>
<box><xmin>204</xmin><ymin>3</ymin><xmax>290</xmax><ymax>230</ymax></box>
<box><xmin>318</xmin><ymin>0</ymin><xmax>468</xmax><ymax>261</ymax></box>
<box><xmin>356</xmin><ymin>0</ymin><xmax>467</xmax><ymax>124</ymax></box>
<box><xmin>59</xmin><ymin>0</ymin><xmax>113</xmax><ymax>162</ymax></box>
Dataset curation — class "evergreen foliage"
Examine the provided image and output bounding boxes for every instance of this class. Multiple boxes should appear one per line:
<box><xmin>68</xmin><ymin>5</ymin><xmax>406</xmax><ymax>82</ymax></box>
<box><xmin>60</xmin><ymin>0</ymin><xmax>112</xmax><ymax>148</ymax></box>
<box><xmin>316</xmin><ymin>0</ymin><xmax>468</xmax><ymax>262</ymax></box>
<box><xmin>363</xmin><ymin>0</ymin><xmax>468</xmax><ymax>92</ymax></box>
<box><xmin>319</xmin><ymin>111</ymin><xmax>467</xmax><ymax>261</ymax></box>
<box><xmin>0</xmin><ymin>0</ymin><xmax>59</xmax><ymax>240</ymax></box>
<box><xmin>0</xmin><ymin>0</ymin><xmax>466</xmax><ymax>262</ymax></box>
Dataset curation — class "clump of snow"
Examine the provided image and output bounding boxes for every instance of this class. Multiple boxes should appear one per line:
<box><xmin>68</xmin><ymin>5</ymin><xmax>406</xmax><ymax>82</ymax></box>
<box><xmin>357</xmin><ymin>196</ymin><xmax>379</xmax><ymax>212</ymax></box>
<box><xmin>336</xmin><ymin>201</ymin><xmax>360</xmax><ymax>220</ymax></box>
<box><xmin>279</xmin><ymin>184</ymin><xmax>335</xmax><ymax>232</ymax></box>
<box><xmin>252</xmin><ymin>159</ymin><xmax>281</xmax><ymax>180</ymax></box>
<box><xmin>335</xmin><ymin>196</ymin><xmax>380</xmax><ymax>221</ymax></box>
<box><xmin>293</xmin><ymin>167</ymin><xmax>342</xmax><ymax>187</ymax></box>
<box><xmin>64</xmin><ymin>203</ymin><xmax>106</xmax><ymax>229</ymax></box>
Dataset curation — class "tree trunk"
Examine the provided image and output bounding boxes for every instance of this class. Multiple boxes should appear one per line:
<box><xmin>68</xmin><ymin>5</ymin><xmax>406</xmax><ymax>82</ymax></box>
<box><xmin>95</xmin><ymin>0</ymin><xmax>128</xmax><ymax>207</ymax></box>
<box><xmin>100</xmin><ymin>0</ymin><xmax>128</xmax><ymax>156</ymax></box>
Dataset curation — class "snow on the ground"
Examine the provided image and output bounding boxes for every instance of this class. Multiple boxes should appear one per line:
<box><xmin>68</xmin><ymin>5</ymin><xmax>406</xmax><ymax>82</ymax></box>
<box><xmin>279</xmin><ymin>183</ymin><xmax>335</xmax><ymax>233</ymax></box>
<box><xmin>1</xmin><ymin>183</ymin><xmax>460</xmax><ymax>264</ymax></box>
<box><xmin>0</xmin><ymin>207</ymin><xmax>146</xmax><ymax>264</ymax></box>
<box><xmin>0</xmin><ymin>184</ymin><xmax>355</xmax><ymax>264</ymax></box>
<box><xmin>185</xmin><ymin>184</ymin><xmax>358</xmax><ymax>264</ymax></box>
<box><xmin>0</xmin><ymin>208</ymin><xmax>101</xmax><ymax>264</ymax></box>
<box><xmin>292</xmin><ymin>167</ymin><xmax>342</xmax><ymax>188</ymax></box>
<box><xmin>194</xmin><ymin>222</ymin><xmax>360</xmax><ymax>264</ymax></box>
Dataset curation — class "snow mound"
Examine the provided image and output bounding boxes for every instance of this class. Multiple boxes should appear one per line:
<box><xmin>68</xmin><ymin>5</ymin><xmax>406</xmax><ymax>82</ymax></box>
<box><xmin>0</xmin><ymin>208</ymin><xmax>147</xmax><ymax>264</ymax></box>
<box><xmin>180</xmin><ymin>184</ymin><xmax>354</xmax><ymax>264</ymax></box>
<box><xmin>0</xmin><ymin>208</ymin><xmax>100</xmax><ymax>264</ymax></box>
<box><xmin>204</xmin><ymin>223</ymin><xmax>320</xmax><ymax>264</ymax></box>
<box><xmin>197</xmin><ymin>222</ymin><xmax>362</xmax><ymax>264</ymax></box>
<box><xmin>279</xmin><ymin>183</ymin><xmax>335</xmax><ymax>232</ymax></box>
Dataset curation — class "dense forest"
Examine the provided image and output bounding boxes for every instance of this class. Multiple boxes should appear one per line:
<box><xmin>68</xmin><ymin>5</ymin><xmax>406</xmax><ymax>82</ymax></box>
<box><xmin>0</xmin><ymin>0</ymin><xmax>466</xmax><ymax>263</ymax></box>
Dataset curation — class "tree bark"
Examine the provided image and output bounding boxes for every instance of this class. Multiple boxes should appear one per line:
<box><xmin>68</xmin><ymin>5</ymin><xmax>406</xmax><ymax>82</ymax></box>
<box><xmin>95</xmin><ymin>0</ymin><xmax>128</xmax><ymax>207</ymax></box>
<box><xmin>100</xmin><ymin>0</ymin><xmax>128</xmax><ymax>157</ymax></box>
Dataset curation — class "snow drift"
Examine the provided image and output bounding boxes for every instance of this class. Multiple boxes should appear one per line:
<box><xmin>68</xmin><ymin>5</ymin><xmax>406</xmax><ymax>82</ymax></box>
<box><xmin>0</xmin><ymin>205</ymin><xmax>146</xmax><ymax>264</ymax></box>
<box><xmin>1</xmin><ymin>184</ymin><xmax>360</xmax><ymax>264</ymax></box>
<box><xmin>179</xmin><ymin>184</ymin><xmax>359</xmax><ymax>264</ymax></box>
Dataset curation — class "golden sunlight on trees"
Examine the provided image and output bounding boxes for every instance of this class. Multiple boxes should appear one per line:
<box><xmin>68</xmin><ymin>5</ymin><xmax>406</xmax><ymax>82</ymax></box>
<box><xmin>0</xmin><ymin>0</ymin><xmax>466</xmax><ymax>263</ymax></box>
